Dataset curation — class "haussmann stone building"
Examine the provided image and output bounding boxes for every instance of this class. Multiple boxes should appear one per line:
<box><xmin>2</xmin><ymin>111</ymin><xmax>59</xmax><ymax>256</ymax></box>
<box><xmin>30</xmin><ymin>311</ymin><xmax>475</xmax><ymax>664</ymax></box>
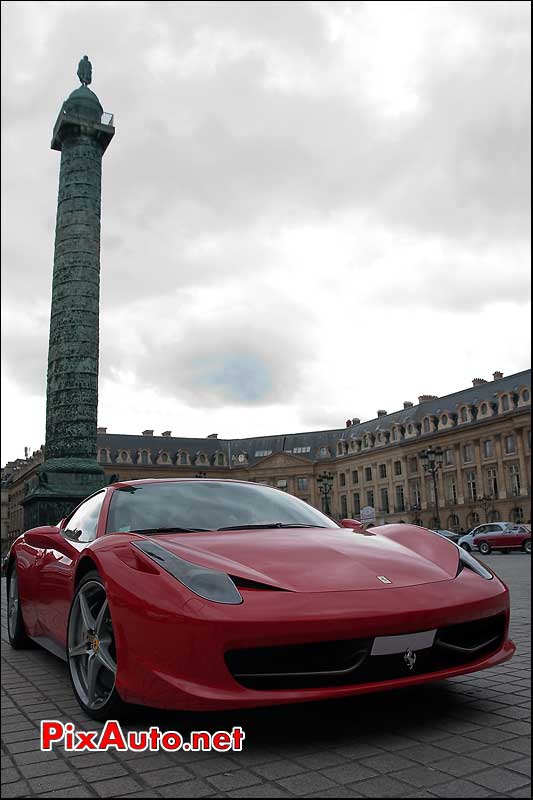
<box><xmin>2</xmin><ymin>368</ymin><xmax>530</xmax><ymax>549</ymax></box>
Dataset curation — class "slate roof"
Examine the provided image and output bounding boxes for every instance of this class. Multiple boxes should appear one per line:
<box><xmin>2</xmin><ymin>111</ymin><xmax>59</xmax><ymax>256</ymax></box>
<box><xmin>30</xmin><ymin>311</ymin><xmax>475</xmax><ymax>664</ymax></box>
<box><xmin>96</xmin><ymin>369</ymin><xmax>531</xmax><ymax>468</ymax></box>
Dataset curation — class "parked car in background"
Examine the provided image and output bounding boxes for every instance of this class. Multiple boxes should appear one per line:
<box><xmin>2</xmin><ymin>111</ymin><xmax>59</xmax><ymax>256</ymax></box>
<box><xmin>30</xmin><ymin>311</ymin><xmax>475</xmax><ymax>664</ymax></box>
<box><xmin>433</xmin><ymin>529</ymin><xmax>461</xmax><ymax>544</ymax></box>
<box><xmin>458</xmin><ymin>531</ymin><xmax>478</xmax><ymax>551</ymax></box>
<box><xmin>468</xmin><ymin>523</ymin><xmax>531</xmax><ymax>555</ymax></box>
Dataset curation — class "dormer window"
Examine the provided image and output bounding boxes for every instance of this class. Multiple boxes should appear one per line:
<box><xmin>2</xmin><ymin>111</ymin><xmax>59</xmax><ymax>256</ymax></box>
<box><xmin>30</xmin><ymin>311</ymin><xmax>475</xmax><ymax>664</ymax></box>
<box><xmin>178</xmin><ymin>451</ymin><xmax>188</xmax><ymax>465</ymax></box>
<box><xmin>460</xmin><ymin>407</ymin><xmax>468</xmax><ymax>422</ymax></box>
<box><xmin>139</xmin><ymin>450</ymin><xmax>150</xmax><ymax>465</ymax></box>
<box><xmin>501</xmin><ymin>394</ymin><xmax>510</xmax><ymax>412</ymax></box>
<box><xmin>440</xmin><ymin>414</ymin><xmax>448</xmax><ymax>426</ymax></box>
<box><xmin>480</xmin><ymin>403</ymin><xmax>488</xmax><ymax>415</ymax></box>
<box><xmin>522</xmin><ymin>389</ymin><xmax>530</xmax><ymax>403</ymax></box>
<box><xmin>423</xmin><ymin>418</ymin><xmax>431</xmax><ymax>433</ymax></box>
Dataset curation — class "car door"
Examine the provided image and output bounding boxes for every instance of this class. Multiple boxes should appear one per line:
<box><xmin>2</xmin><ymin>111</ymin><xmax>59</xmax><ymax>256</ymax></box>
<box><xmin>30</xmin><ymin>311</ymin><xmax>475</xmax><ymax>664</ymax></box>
<box><xmin>486</xmin><ymin>523</ymin><xmax>505</xmax><ymax>547</ymax></box>
<box><xmin>36</xmin><ymin>491</ymin><xmax>107</xmax><ymax>650</ymax></box>
<box><xmin>506</xmin><ymin>525</ymin><xmax>526</xmax><ymax>548</ymax></box>
<box><xmin>473</xmin><ymin>525</ymin><xmax>487</xmax><ymax>546</ymax></box>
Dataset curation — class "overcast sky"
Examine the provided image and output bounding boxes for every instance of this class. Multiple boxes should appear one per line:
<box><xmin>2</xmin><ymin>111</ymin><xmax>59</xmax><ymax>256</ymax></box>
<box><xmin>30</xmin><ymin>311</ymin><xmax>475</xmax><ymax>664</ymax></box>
<box><xmin>1</xmin><ymin>1</ymin><xmax>531</xmax><ymax>464</ymax></box>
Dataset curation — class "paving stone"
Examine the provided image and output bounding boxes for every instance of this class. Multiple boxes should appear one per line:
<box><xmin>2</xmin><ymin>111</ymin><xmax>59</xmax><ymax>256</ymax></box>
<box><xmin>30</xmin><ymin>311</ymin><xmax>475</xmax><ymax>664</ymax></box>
<box><xmin>322</xmin><ymin>762</ymin><xmax>381</xmax><ymax>785</ymax></box>
<box><xmin>507</xmin><ymin>757</ymin><xmax>532</xmax><ymax>777</ymax></box>
<box><xmin>253</xmin><ymin>760</ymin><xmax>306</xmax><ymax>779</ymax></box>
<box><xmin>359</xmin><ymin>752</ymin><xmax>415</xmax><ymax>773</ymax></box>
<box><xmin>228</xmin><ymin>784</ymin><xmax>293</xmax><ymax>797</ymax></box>
<box><xmin>158</xmin><ymin>779</ymin><xmax>216</xmax><ymax>797</ymax></box>
<box><xmin>277</xmin><ymin>771</ymin><xmax>339</xmax><ymax>795</ymax></box>
<box><xmin>90</xmin><ymin>776</ymin><xmax>143</xmax><ymax>797</ymax></box>
<box><xmin>2</xmin><ymin>768</ymin><xmax>22</xmax><ymax>785</ymax></box>
<box><xmin>207</xmin><ymin>769</ymin><xmax>263</xmax><ymax>792</ymax></box>
<box><xmin>430</xmin><ymin>779</ymin><xmax>493</xmax><ymax>797</ymax></box>
<box><xmin>430</xmin><ymin>755</ymin><xmax>488</xmax><ymax>777</ymax></box>
<box><xmin>141</xmin><ymin>765</ymin><xmax>192</xmax><ymax>787</ymax></box>
<box><xmin>469</xmin><ymin>766</ymin><xmax>531</xmax><ymax>792</ymax></box>
<box><xmin>392</xmin><ymin>766</ymin><xmax>455</xmax><ymax>788</ymax></box>
<box><xmin>0</xmin><ymin>781</ymin><xmax>32</xmax><ymax>798</ymax></box>
<box><xmin>349</xmin><ymin>774</ymin><xmax>414</xmax><ymax>796</ymax></box>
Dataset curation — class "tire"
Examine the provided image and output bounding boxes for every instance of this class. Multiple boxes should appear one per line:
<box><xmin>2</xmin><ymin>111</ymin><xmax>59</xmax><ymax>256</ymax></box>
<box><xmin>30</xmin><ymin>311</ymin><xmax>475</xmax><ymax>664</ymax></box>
<box><xmin>67</xmin><ymin>570</ymin><xmax>127</xmax><ymax>721</ymax></box>
<box><xmin>523</xmin><ymin>539</ymin><xmax>532</xmax><ymax>554</ymax></box>
<box><xmin>478</xmin><ymin>541</ymin><xmax>491</xmax><ymax>555</ymax></box>
<box><xmin>6</xmin><ymin>562</ymin><xmax>32</xmax><ymax>648</ymax></box>
<box><xmin>460</xmin><ymin>543</ymin><xmax>471</xmax><ymax>552</ymax></box>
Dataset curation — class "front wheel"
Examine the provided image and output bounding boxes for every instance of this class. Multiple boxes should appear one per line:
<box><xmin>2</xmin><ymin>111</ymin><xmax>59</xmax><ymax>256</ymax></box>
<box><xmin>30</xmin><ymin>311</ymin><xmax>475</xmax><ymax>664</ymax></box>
<box><xmin>67</xmin><ymin>570</ymin><xmax>127</xmax><ymax>721</ymax></box>
<box><xmin>478</xmin><ymin>541</ymin><xmax>492</xmax><ymax>555</ymax></box>
<box><xmin>523</xmin><ymin>539</ymin><xmax>532</xmax><ymax>554</ymax></box>
<box><xmin>460</xmin><ymin>542</ymin><xmax>471</xmax><ymax>552</ymax></box>
<box><xmin>6</xmin><ymin>563</ymin><xmax>32</xmax><ymax>648</ymax></box>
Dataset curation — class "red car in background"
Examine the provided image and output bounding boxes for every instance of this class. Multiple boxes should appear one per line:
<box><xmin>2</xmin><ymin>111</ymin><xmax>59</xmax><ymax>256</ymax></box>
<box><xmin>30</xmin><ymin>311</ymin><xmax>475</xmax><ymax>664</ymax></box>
<box><xmin>473</xmin><ymin>523</ymin><xmax>531</xmax><ymax>555</ymax></box>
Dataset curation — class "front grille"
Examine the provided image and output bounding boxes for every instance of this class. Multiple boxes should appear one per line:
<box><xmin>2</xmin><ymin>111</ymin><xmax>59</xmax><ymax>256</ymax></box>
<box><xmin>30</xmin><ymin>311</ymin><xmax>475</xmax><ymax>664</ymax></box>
<box><xmin>225</xmin><ymin>613</ymin><xmax>506</xmax><ymax>690</ymax></box>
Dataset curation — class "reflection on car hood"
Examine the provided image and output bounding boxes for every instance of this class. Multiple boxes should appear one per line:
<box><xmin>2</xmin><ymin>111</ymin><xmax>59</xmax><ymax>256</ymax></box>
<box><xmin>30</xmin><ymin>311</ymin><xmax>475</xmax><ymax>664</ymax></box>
<box><xmin>151</xmin><ymin>525</ymin><xmax>459</xmax><ymax>592</ymax></box>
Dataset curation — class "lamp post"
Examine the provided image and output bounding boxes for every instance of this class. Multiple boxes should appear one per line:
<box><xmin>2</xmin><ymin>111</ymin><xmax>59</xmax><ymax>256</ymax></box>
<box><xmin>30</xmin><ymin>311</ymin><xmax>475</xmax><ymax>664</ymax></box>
<box><xmin>317</xmin><ymin>471</ymin><xmax>334</xmax><ymax>517</ymax></box>
<box><xmin>477</xmin><ymin>494</ymin><xmax>494</xmax><ymax>522</ymax></box>
<box><xmin>420</xmin><ymin>446</ymin><xmax>444</xmax><ymax>529</ymax></box>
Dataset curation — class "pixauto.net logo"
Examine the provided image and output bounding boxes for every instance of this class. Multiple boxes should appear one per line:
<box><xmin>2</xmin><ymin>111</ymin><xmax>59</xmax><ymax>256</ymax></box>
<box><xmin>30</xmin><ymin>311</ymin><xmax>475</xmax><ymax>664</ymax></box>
<box><xmin>41</xmin><ymin>720</ymin><xmax>245</xmax><ymax>753</ymax></box>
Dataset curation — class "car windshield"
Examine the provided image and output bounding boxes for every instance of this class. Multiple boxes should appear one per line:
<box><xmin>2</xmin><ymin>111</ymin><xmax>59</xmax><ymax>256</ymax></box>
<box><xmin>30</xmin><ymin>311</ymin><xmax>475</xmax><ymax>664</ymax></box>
<box><xmin>106</xmin><ymin>481</ymin><xmax>339</xmax><ymax>534</ymax></box>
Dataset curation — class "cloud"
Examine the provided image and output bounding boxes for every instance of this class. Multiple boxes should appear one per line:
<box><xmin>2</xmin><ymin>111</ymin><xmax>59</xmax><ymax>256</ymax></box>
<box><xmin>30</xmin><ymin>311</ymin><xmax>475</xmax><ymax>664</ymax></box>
<box><xmin>1</xmin><ymin>1</ymin><xmax>530</xmax><ymax>463</ymax></box>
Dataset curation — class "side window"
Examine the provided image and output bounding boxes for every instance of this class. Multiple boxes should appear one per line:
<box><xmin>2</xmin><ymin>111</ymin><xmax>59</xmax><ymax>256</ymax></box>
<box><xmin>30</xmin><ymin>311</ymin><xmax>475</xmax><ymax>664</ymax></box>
<box><xmin>63</xmin><ymin>492</ymin><xmax>106</xmax><ymax>543</ymax></box>
<box><xmin>475</xmin><ymin>526</ymin><xmax>486</xmax><ymax>535</ymax></box>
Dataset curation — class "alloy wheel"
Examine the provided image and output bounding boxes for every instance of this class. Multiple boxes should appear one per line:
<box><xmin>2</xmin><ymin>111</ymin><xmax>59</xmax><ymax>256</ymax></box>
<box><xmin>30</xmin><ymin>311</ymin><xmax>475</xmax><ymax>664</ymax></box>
<box><xmin>68</xmin><ymin>580</ymin><xmax>117</xmax><ymax>712</ymax></box>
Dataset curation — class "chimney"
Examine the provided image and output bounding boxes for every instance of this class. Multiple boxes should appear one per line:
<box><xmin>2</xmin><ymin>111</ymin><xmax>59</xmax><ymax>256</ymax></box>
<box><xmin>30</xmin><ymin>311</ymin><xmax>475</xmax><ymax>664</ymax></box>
<box><xmin>142</xmin><ymin>429</ymin><xmax>154</xmax><ymax>436</ymax></box>
<box><xmin>472</xmin><ymin>378</ymin><xmax>487</xmax><ymax>386</ymax></box>
<box><xmin>207</xmin><ymin>433</ymin><xmax>218</xmax><ymax>439</ymax></box>
<box><xmin>97</xmin><ymin>427</ymin><xmax>107</xmax><ymax>434</ymax></box>
<box><xmin>403</xmin><ymin>401</ymin><xmax>414</xmax><ymax>409</ymax></box>
<box><xmin>345</xmin><ymin>419</ymin><xmax>352</xmax><ymax>428</ymax></box>
<box><xmin>377</xmin><ymin>409</ymin><xmax>387</xmax><ymax>418</ymax></box>
<box><xmin>418</xmin><ymin>394</ymin><xmax>438</xmax><ymax>404</ymax></box>
<box><xmin>352</xmin><ymin>417</ymin><xmax>361</xmax><ymax>425</ymax></box>
<box><xmin>161</xmin><ymin>430</ymin><xmax>172</xmax><ymax>437</ymax></box>
<box><xmin>493</xmin><ymin>371</ymin><xmax>504</xmax><ymax>380</ymax></box>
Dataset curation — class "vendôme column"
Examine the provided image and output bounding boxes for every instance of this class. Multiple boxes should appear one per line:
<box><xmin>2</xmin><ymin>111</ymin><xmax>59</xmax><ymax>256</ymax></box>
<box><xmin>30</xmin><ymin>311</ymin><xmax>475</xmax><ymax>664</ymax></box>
<box><xmin>23</xmin><ymin>57</ymin><xmax>115</xmax><ymax>528</ymax></box>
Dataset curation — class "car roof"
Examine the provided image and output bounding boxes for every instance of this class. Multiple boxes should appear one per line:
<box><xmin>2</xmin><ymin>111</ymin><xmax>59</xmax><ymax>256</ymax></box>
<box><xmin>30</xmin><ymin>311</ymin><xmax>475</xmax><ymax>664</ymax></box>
<box><xmin>110</xmin><ymin>477</ymin><xmax>266</xmax><ymax>489</ymax></box>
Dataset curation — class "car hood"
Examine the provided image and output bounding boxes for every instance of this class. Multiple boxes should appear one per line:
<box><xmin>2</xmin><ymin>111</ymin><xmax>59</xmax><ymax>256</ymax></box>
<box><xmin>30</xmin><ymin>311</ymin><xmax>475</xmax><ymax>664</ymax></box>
<box><xmin>152</xmin><ymin>525</ymin><xmax>460</xmax><ymax>593</ymax></box>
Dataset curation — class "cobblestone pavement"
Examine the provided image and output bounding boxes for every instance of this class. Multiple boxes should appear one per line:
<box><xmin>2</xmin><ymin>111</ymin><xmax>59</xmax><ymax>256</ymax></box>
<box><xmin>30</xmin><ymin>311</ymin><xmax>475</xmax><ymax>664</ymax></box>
<box><xmin>1</xmin><ymin>554</ymin><xmax>530</xmax><ymax>798</ymax></box>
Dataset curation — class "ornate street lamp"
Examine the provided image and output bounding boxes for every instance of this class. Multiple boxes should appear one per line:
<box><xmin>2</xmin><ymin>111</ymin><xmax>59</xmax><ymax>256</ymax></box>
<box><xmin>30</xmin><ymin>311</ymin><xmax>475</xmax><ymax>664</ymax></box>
<box><xmin>419</xmin><ymin>446</ymin><xmax>444</xmax><ymax>529</ymax></box>
<box><xmin>477</xmin><ymin>494</ymin><xmax>495</xmax><ymax>522</ymax></box>
<box><xmin>317</xmin><ymin>471</ymin><xmax>335</xmax><ymax>517</ymax></box>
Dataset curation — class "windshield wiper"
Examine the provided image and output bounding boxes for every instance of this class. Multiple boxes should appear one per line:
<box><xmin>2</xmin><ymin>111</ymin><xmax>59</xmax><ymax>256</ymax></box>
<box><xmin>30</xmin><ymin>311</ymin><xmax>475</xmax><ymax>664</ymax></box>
<box><xmin>130</xmin><ymin>526</ymin><xmax>212</xmax><ymax>534</ymax></box>
<box><xmin>216</xmin><ymin>523</ymin><xmax>328</xmax><ymax>531</ymax></box>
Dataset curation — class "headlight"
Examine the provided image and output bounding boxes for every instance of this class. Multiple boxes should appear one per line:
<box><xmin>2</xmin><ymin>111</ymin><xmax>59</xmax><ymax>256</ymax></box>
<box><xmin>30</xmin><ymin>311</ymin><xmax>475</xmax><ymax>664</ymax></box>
<box><xmin>456</xmin><ymin>546</ymin><xmax>493</xmax><ymax>580</ymax></box>
<box><xmin>132</xmin><ymin>540</ymin><xmax>243</xmax><ymax>604</ymax></box>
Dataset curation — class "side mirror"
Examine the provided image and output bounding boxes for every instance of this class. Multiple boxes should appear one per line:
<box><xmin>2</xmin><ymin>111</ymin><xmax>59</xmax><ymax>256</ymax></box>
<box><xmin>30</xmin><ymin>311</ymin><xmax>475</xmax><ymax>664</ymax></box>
<box><xmin>25</xmin><ymin>526</ymin><xmax>62</xmax><ymax>549</ymax></box>
<box><xmin>340</xmin><ymin>518</ymin><xmax>365</xmax><ymax>532</ymax></box>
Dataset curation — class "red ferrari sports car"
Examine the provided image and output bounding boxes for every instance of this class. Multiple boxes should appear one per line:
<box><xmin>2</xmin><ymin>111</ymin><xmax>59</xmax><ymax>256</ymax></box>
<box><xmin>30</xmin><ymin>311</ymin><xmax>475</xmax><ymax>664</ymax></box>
<box><xmin>6</xmin><ymin>479</ymin><xmax>515</xmax><ymax>720</ymax></box>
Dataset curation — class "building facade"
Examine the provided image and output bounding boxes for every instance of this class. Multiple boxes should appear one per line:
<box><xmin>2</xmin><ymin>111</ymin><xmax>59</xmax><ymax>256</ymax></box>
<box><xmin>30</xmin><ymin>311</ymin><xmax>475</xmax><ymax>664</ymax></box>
<box><xmin>2</xmin><ymin>369</ymin><xmax>530</xmax><ymax>549</ymax></box>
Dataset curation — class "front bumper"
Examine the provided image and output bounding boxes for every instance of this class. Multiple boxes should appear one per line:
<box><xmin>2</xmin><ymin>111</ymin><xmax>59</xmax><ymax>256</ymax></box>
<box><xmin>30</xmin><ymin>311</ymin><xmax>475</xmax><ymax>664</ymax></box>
<box><xmin>112</xmin><ymin>568</ymin><xmax>514</xmax><ymax>711</ymax></box>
